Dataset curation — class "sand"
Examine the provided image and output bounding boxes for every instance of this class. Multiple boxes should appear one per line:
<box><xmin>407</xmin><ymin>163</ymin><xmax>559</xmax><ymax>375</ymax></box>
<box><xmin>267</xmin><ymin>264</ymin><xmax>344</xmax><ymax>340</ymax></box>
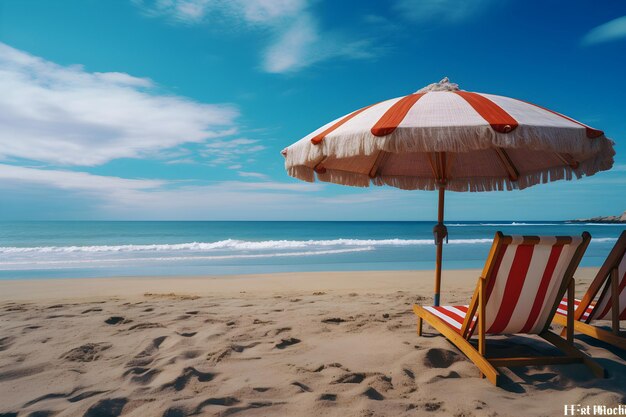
<box><xmin>0</xmin><ymin>269</ymin><xmax>624</xmax><ymax>417</ymax></box>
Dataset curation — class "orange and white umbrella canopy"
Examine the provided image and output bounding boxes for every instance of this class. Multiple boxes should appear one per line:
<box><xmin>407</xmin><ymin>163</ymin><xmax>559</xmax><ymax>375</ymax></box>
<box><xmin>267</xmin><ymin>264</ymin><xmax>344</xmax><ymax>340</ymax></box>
<box><xmin>281</xmin><ymin>78</ymin><xmax>615</xmax><ymax>306</ymax></box>
<box><xmin>282</xmin><ymin>78</ymin><xmax>614</xmax><ymax>192</ymax></box>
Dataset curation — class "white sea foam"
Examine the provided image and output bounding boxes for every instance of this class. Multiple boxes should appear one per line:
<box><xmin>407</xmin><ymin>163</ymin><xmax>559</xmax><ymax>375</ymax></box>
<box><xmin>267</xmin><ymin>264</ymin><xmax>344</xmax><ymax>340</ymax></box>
<box><xmin>0</xmin><ymin>238</ymin><xmax>498</xmax><ymax>254</ymax></box>
<box><xmin>0</xmin><ymin>247</ymin><xmax>374</xmax><ymax>268</ymax></box>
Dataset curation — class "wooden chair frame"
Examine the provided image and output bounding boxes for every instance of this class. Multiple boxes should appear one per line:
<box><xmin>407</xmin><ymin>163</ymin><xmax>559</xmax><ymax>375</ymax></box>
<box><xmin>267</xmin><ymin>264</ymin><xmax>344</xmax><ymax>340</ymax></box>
<box><xmin>553</xmin><ymin>231</ymin><xmax>626</xmax><ymax>350</ymax></box>
<box><xmin>413</xmin><ymin>232</ymin><xmax>605</xmax><ymax>386</ymax></box>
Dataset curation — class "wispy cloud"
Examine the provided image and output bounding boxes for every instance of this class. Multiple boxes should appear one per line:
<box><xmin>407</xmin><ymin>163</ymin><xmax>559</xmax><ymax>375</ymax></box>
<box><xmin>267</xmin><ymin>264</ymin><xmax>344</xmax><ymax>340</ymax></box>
<box><xmin>262</xmin><ymin>14</ymin><xmax>379</xmax><ymax>74</ymax></box>
<box><xmin>394</xmin><ymin>0</ymin><xmax>495</xmax><ymax>23</ymax></box>
<box><xmin>237</xmin><ymin>171</ymin><xmax>269</xmax><ymax>179</ymax></box>
<box><xmin>0</xmin><ymin>164</ymin><xmax>164</xmax><ymax>193</ymax></box>
<box><xmin>582</xmin><ymin>16</ymin><xmax>626</xmax><ymax>46</ymax></box>
<box><xmin>0</xmin><ymin>164</ymin><xmax>327</xmax><ymax>219</ymax></box>
<box><xmin>200</xmin><ymin>138</ymin><xmax>266</xmax><ymax>167</ymax></box>
<box><xmin>133</xmin><ymin>0</ymin><xmax>380</xmax><ymax>73</ymax></box>
<box><xmin>0</xmin><ymin>42</ymin><xmax>239</xmax><ymax>166</ymax></box>
<box><xmin>133</xmin><ymin>0</ymin><xmax>306</xmax><ymax>25</ymax></box>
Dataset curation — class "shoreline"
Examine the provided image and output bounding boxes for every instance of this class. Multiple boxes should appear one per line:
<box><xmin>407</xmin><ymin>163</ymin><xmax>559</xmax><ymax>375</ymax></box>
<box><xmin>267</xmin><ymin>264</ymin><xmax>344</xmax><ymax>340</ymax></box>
<box><xmin>0</xmin><ymin>267</ymin><xmax>601</xmax><ymax>302</ymax></box>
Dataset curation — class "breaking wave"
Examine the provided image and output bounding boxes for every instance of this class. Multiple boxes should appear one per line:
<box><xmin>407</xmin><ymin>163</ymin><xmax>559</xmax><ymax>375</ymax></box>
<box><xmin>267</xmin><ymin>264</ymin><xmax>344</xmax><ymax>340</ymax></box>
<box><xmin>0</xmin><ymin>238</ymin><xmax>498</xmax><ymax>254</ymax></box>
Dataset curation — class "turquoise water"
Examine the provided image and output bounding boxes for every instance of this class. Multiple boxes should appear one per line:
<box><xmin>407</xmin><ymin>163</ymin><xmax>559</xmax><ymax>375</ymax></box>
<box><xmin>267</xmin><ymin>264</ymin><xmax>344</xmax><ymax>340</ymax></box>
<box><xmin>0</xmin><ymin>221</ymin><xmax>623</xmax><ymax>279</ymax></box>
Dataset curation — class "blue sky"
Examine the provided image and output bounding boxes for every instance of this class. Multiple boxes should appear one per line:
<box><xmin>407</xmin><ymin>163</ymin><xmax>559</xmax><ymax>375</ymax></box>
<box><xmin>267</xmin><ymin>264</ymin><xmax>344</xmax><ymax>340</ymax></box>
<box><xmin>0</xmin><ymin>0</ymin><xmax>624</xmax><ymax>220</ymax></box>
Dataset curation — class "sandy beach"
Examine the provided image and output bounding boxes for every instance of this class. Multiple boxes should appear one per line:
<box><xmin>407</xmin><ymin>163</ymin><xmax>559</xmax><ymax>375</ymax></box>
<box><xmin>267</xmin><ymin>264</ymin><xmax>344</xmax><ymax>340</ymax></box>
<box><xmin>0</xmin><ymin>268</ymin><xmax>624</xmax><ymax>417</ymax></box>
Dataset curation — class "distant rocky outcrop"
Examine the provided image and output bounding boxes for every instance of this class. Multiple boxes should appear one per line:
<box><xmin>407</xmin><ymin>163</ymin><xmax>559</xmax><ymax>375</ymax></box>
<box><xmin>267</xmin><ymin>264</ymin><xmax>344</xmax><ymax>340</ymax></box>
<box><xmin>569</xmin><ymin>211</ymin><xmax>626</xmax><ymax>223</ymax></box>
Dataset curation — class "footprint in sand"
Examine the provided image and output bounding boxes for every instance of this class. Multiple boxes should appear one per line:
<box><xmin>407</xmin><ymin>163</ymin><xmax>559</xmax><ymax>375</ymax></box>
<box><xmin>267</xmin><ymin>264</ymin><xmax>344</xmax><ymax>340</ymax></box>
<box><xmin>423</xmin><ymin>348</ymin><xmax>463</xmax><ymax>368</ymax></box>
<box><xmin>362</xmin><ymin>387</ymin><xmax>384</xmax><ymax>401</ymax></box>
<box><xmin>83</xmin><ymin>398</ymin><xmax>128</xmax><ymax>417</ymax></box>
<box><xmin>275</xmin><ymin>338</ymin><xmax>300</xmax><ymax>349</ymax></box>
<box><xmin>318</xmin><ymin>393</ymin><xmax>337</xmax><ymax>401</ymax></box>
<box><xmin>332</xmin><ymin>372</ymin><xmax>365</xmax><ymax>384</ymax></box>
<box><xmin>62</xmin><ymin>343</ymin><xmax>112</xmax><ymax>362</ymax></box>
<box><xmin>161</xmin><ymin>367</ymin><xmax>216</xmax><ymax>391</ymax></box>
<box><xmin>104</xmin><ymin>316</ymin><xmax>125</xmax><ymax>325</ymax></box>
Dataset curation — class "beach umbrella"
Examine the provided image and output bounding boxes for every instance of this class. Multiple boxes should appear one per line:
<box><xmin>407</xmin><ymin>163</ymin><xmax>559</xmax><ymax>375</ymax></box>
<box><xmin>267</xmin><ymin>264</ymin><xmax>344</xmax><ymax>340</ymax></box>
<box><xmin>281</xmin><ymin>78</ymin><xmax>615</xmax><ymax>306</ymax></box>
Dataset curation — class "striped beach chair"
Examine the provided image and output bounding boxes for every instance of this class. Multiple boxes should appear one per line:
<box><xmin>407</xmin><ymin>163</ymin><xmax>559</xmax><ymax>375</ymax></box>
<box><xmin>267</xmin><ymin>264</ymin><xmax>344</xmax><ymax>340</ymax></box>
<box><xmin>553</xmin><ymin>230</ymin><xmax>626</xmax><ymax>350</ymax></box>
<box><xmin>413</xmin><ymin>232</ymin><xmax>605</xmax><ymax>386</ymax></box>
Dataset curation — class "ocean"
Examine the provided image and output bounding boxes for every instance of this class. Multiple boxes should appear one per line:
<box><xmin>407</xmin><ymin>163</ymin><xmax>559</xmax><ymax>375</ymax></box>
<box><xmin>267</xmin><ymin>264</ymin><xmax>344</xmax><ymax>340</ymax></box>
<box><xmin>0</xmin><ymin>221</ymin><xmax>623</xmax><ymax>279</ymax></box>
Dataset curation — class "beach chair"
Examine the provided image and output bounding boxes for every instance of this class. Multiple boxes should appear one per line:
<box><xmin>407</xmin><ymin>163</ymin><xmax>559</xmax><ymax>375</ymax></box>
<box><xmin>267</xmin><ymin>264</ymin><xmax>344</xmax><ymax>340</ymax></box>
<box><xmin>552</xmin><ymin>230</ymin><xmax>626</xmax><ymax>350</ymax></box>
<box><xmin>413</xmin><ymin>232</ymin><xmax>605</xmax><ymax>386</ymax></box>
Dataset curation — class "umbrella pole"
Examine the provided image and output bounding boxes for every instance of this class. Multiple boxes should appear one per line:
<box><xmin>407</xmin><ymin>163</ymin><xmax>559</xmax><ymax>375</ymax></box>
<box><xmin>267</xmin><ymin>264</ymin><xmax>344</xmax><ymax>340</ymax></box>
<box><xmin>434</xmin><ymin>186</ymin><xmax>446</xmax><ymax>306</ymax></box>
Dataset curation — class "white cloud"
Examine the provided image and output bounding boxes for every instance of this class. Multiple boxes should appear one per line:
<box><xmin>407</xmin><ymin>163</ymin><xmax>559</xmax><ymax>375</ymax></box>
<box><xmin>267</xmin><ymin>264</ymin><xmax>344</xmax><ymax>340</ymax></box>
<box><xmin>261</xmin><ymin>14</ymin><xmax>377</xmax><ymax>74</ymax></box>
<box><xmin>133</xmin><ymin>0</ymin><xmax>306</xmax><ymax>25</ymax></box>
<box><xmin>0</xmin><ymin>163</ymin><xmax>326</xmax><ymax>219</ymax></box>
<box><xmin>0</xmin><ymin>164</ymin><xmax>164</xmax><ymax>193</ymax></box>
<box><xmin>0</xmin><ymin>43</ymin><xmax>239</xmax><ymax>166</ymax></box>
<box><xmin>133</xmin><ymin>0</ymin><xmax>379</xmax><ymax>74</ymax></box>
<box><xmin>236</xmin><ymin>0</ymin><xmax>305</xmax><ymax>24</ymax></box>
<box><xmin>237</xmin><ymin>171</ymin><xmax>269</xmax><ymax>179</ymax></box>
<box><xmin>262</xmin><ymin>14</ymin><xmax>318</xmax><ymax>73</ymax></box>
<box><xmin>582</xmin><ymin>16</ymin><xmax>626</xmax><ymax>45</ymax></box>
<box><xmin>394</xmin><ymin>0</ymin><xmax>494</xmax><ymax>23</ymax></box>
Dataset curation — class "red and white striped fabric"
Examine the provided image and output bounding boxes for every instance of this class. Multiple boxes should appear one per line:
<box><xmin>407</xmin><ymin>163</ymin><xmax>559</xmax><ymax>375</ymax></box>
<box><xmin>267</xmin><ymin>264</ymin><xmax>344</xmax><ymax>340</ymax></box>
<box><xmin>555</xmin><ymin>297</ymin><xmax>594</xmax><ymax>321</ymax></box>
<box><xmin>283</xmin><ymin>78</ymin><xmax>615</xmax><ymax>192</ymax></box>
<box><xmin>425</xmin><ymin>235</ymin><xmax>584</xmax><ymax>335</ymax></box>
<box><xmin>588</xmin><ymin>252</ymin><xmax>626</xmax><ymax>321</ymax></box>
<box><xmin>555</xmin><ymin>234</ymin><xmax>626</xmax><ymax>323</ymax></box>
<box><xmin>423</xmin><ymin>305</ymin><xmax>476</xmax><ymax>333</ymax></box>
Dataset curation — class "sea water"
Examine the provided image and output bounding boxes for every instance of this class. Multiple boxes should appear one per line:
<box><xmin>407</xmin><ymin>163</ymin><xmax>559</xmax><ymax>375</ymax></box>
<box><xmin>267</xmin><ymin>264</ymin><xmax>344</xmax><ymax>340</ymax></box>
<box><xmin>0</xmin><ymin>221</ymin><xmax>623</xmax><ymax>279</ymax></box>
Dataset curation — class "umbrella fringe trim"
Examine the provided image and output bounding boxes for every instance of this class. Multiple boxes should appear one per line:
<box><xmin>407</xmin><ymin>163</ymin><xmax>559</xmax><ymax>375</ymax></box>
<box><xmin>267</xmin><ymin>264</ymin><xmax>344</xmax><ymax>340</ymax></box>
<box><xmin>286</xmin><ymin>147</ymin><xmax>614</xmax><ymax>192</ymax></box>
